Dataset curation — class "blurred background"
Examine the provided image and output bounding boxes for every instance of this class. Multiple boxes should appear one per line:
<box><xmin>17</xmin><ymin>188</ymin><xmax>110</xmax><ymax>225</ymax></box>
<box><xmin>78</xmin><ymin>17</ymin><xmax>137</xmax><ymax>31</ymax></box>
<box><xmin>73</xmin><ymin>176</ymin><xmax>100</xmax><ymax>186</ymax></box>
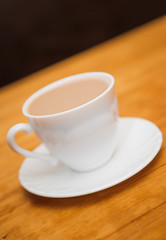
<box><xmin>0</xmin><ymin>0</ymin><xmax>165</xmax><ymax>87</ymax></box>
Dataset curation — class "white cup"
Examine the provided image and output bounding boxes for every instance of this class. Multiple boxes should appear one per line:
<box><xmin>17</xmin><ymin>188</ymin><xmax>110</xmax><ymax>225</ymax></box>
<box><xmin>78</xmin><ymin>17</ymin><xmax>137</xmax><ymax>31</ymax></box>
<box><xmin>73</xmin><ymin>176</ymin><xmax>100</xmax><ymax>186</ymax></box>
<box><xmin>7</xmin><ymin>72</ymin><xmax>119</xmax><ymax>172</ymax></box>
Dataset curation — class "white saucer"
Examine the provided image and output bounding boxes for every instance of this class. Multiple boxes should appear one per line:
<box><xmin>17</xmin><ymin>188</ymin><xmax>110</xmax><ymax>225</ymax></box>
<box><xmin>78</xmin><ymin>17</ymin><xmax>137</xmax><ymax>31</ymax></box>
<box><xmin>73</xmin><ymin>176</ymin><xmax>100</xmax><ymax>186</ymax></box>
<box><xmin>19</xmin><ymin>117</ymin><xmax>162</xmax><ymax>198</ymax></box>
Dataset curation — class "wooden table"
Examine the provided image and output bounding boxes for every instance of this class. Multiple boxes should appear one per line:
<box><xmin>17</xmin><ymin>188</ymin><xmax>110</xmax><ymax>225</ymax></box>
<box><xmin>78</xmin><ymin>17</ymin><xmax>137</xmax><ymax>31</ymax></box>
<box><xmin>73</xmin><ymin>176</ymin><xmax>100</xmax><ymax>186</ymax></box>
<box><xmin>0</xmin><ymin>16</ymin><xmax>166</xmax><ymax>240</ymax></box>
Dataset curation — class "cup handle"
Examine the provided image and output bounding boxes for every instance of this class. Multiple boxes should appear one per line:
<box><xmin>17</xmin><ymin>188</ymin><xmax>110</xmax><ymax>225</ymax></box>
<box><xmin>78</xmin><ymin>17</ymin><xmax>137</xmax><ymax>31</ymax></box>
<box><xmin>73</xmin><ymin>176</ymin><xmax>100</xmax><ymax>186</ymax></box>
<box><xmin>7</xmin><ymin>123</ymin><xmax>58</xmax><ymax>165</ymax></box>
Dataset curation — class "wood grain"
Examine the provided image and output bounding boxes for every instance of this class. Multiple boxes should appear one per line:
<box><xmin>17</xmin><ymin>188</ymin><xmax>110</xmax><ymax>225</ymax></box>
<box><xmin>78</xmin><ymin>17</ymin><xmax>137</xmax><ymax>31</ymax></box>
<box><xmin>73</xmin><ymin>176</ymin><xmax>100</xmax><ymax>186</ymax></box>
<box><xmin>0</xmin><ymin>16</ymin><xmax>166</xmax><ymax>240</ymax></box>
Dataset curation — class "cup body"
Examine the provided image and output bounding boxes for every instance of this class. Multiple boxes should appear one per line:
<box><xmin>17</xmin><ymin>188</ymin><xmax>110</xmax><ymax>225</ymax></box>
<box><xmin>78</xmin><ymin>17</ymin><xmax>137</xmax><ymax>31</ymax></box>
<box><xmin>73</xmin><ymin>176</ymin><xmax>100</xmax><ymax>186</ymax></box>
<box><xmin>22</xmin><ymin>73</ymin><xmax>119</xmax><ymax>171</ymax></box>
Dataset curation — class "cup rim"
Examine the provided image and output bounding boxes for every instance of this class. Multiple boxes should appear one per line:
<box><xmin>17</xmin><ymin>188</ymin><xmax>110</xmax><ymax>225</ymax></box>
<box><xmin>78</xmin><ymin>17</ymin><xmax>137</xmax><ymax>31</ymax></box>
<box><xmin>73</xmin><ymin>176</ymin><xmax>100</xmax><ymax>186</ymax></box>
<box><xmin>23</xmin><ymin>72</ymin><xmax>115</xmax><ymax>119</ymax></box>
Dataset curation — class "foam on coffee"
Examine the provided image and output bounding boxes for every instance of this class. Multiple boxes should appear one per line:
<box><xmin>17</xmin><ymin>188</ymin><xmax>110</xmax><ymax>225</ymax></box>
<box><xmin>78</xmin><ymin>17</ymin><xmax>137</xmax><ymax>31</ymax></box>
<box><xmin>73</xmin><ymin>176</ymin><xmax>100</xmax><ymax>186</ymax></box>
<box><xmin>27</xmin><ymin>79</ymin><xmax>108</xmax><ymax>116</ymax></box>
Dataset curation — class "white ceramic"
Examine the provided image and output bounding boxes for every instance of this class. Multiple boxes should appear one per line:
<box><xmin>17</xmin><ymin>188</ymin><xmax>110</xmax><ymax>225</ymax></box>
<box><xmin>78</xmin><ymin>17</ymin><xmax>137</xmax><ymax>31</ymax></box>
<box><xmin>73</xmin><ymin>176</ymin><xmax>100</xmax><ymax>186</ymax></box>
<box><xmin>19</xmin><ymin>117</ymin><xmax>162</xmax><ymax>198</ymax></box>
<box><xmin>7</xmin><ymin>72</ymin><xmax>118</xmax><ymax>172</ymax></box>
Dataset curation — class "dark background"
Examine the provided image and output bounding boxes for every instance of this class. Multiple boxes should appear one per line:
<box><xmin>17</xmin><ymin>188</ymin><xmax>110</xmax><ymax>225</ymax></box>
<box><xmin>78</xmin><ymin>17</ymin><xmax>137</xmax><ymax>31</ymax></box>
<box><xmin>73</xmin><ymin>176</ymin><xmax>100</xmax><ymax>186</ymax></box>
<box><xmin>0</xmin><ymin>0</ymin><xmax>165</xmax><ymax>87</ymax></box>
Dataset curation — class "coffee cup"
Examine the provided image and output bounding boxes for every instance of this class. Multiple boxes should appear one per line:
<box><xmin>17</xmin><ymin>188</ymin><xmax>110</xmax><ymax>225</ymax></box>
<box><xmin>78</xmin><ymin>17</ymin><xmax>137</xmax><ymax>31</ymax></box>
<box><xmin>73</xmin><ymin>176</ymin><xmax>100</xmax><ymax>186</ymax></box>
<box><xmin>7</xmin><ymin>72</ymin><xmax>119</xmax><ymax>172</ymax></box>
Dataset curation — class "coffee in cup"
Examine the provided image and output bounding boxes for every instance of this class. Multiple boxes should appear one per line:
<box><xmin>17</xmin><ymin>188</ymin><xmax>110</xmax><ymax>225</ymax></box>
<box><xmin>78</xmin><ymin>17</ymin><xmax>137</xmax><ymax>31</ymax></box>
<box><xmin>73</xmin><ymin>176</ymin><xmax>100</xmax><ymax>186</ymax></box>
<box><xmin>7</xmin><ymin>72</ymin><xmax>119</xmax><ymax>172</ymax></box>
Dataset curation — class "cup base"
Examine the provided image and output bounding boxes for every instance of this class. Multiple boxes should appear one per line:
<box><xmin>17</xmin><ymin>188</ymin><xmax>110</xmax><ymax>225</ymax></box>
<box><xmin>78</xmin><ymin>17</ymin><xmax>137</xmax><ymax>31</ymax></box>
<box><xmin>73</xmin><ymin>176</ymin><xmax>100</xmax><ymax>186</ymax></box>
<box><xmin>19</xmin><ymin>117</ymin><xmax>162</xmax><ymax>198</ymax></box>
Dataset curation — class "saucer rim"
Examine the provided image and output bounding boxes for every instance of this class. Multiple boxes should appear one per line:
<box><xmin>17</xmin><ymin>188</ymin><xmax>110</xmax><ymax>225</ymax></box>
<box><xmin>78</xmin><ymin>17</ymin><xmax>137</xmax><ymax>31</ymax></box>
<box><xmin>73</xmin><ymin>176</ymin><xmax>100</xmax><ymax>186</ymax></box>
<box><xmin>19</xmin><ymin>117</ymin><xmax>163</xmax><ymax>198</ymax></box>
